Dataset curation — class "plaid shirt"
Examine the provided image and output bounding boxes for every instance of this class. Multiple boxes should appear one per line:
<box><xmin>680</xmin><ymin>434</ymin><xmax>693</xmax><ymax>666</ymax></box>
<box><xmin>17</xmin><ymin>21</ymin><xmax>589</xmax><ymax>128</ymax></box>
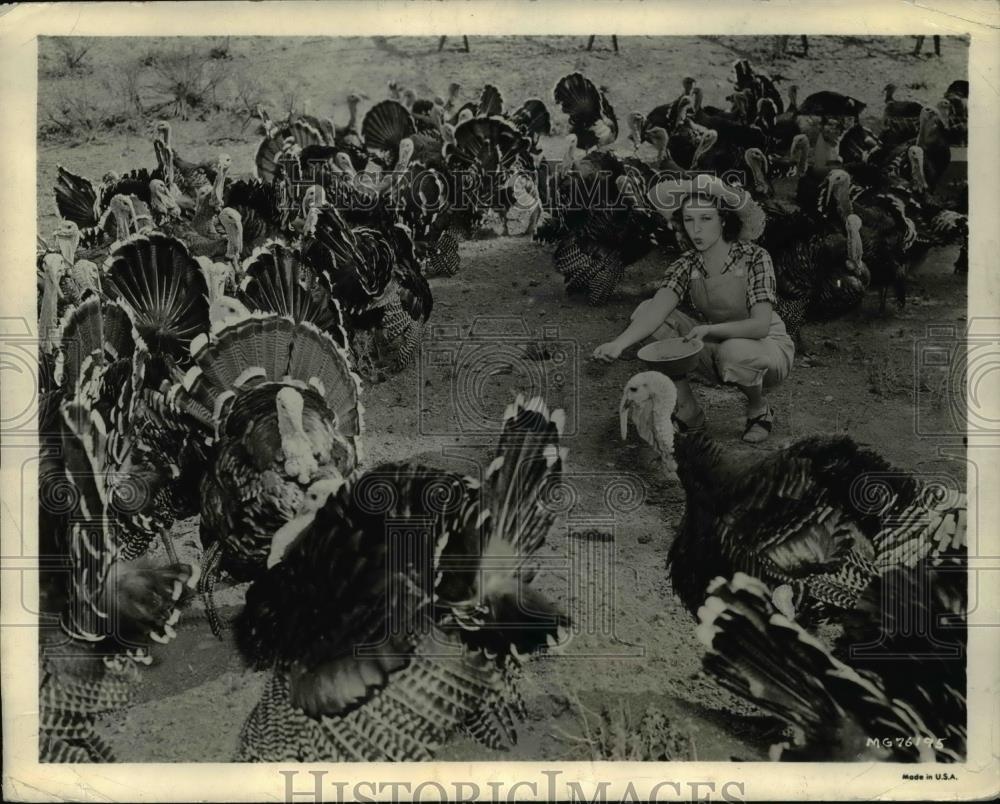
<box><xmin>658</xmin><ymin>240</ymin><xmax>778</xmax><ymax>314</ymax></box>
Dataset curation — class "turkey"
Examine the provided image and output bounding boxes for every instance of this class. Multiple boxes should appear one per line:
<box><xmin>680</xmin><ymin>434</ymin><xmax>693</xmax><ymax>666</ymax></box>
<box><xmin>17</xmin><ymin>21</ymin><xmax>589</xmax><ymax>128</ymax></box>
<box><xmin>100</xmin><ymin>232</ymin><xmax>214</xmax><ymax>385</ymax></box>
<box><xmin>37</xmin><ymin>244</ymin><xmax>101</xmax><ymax>341</ymax></box>
<box><xmin>742</xmin><ymin>136</ymin><xmax>810</xmax><ymax>199</ymax></box>
<box><xmin>262</xmin><ymin>92</ymin><xmax>367</xmax><ymax>149</ymax></box>
<box><xmin>54</xmin><ymin>285</ymin><xmax>215</xmax><ymax>563</ymax></box>
<box><xmin>386</xmin><ymin>160</ymin><xmax>463</xmax><ymax>276</ymax></box>
<box><xmin>332</xmin><ymin>92</ymin><xmax>366</xmax><ymax>146</ymax></box>
<box><xmin>882</xmin><ymin>83</ymin><xmax>923</xmax><ymax>139</ymax></box>
<box><xmin>668</xmin><ymin>431</ymin><xmax>967</xmax><ymax>623</ymax></box>
<box><xmin>684</xmin><ymin>87</ymin><xmax>769</xmax><ymax>169</ymax></box>
<box><xmin>696</xmin><ymin>569</ymin><xmax>965</xmax><ymax>762</ymax></box>
<box><xmin>689</xmin><ymin>86</ymin><xmax>753</xmax><ymax>126</ymax></box>
<box><xmin>817</xmin><ymin>169</ymin><xmax>920</xmax><ymax>313</ymax></box>
<box><xmin>619</xmin><ymin>372</ymin><xmax>679</xmax><ymax>480</ymax></box>
<box><xmin>795</xmin><ymin>90</ymin><xmax>866</xmax><ymax>119</ymax></box>
<box><xmin>233</xmin><ymin>395</ymin><xmax>569</xmax><ymax>761</ymax></box>
<box><xmin>534</xmin><ymin>153</ymin><xmax>672</xmax><ymax>305</ymax></box>
<box><xmin>553</xmin><ymin>73</ymin><xmax>618</xmax><ymax>150</ymax></box>
<box><xmin>732</xmin><ymin>59</ymin><xmax>784</xmax><ymax>116</ymax></box>
<box><xmin>154</xmin><ymin>121</ymin><xmax>234</xmax><ymax>195</ymax></box>
<box><xmin>444</xmin><ymin>116</ymin><xmax>537</xmax><ymax>238</ymax></box>
<box><xmin>39</xmin><ymin>377</ymin><xmax>199</xmax><ymax>761</ymax></box>
<box><xmin>509</xmin><ymin>97</ymin><xmax>552</xmax><ymax>153</ymax></box>
<box><xmin>941</xmin><ymin>79</ymin><xmax>968</xmax><ymax>146</ymax></box>
<box><xmin>449</xmin><ymin>83</ymin><xmax>505</xmax><ymax>125</ymax></box>
<box><xmin>362</xmin><ymin>99</ymin><xmax>417</xmax><ymax>169</ymax></box>
<box><xmin>836</xmin><ymin>528</ymin><xmax>967</xmax><ymax>759</ymax></box>
<box><xmin>54</xmin><ymin>165</ymin><xmax>182</xmax><ymax>250</ymax></box>
<box><xmin>753</xmin><ymin>171</ymin><xmax>870</xmax><ymax>344</ymax></box>
<box><xmin>237</xmin><ymin>240</ymin><xmax>349</xmax><ymax>344</ymax></box>
<box><xmin>254</xmin><ymin>108</ymin><xmax>369</xmax><ymax>188</ymax></box>
<box><xmin>639</xmin><ymin>76</ymin><xmax>697</xmax><ymax>141</ymax></box>
<box><xmin>155</xmin><ymin>159</ymin><xmax>242</xmax><ymax>264</ymax></box>
<box><xmin>301</xmin><ymin>206</ymin><xmax>434</xmax><ymax>377</ymax></box>
<box><xmin>159</xmin><ymin>312</ymin><xmax>363</xmax><ymax>633</ymax></box>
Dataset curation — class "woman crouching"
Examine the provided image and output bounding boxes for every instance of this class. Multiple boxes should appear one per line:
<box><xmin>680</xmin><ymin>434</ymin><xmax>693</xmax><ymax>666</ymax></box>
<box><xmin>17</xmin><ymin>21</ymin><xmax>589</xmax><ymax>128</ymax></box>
<box><xmin>593</xmin><ymin>176</ymin><xmax>794</xmax><ymax>443</ymax></box>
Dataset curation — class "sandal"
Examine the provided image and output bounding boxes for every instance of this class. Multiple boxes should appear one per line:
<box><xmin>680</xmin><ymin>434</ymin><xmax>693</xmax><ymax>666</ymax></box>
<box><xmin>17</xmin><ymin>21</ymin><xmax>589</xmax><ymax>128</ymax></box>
<box><xmin>742</xmin><ymin>405</ymin><xmax>774</xmax><ymax>443</ymax></box>
<box><xmin>672</xmin><ymin>409</ymin><xmax>707</xmax><ymax>434</ymax></box>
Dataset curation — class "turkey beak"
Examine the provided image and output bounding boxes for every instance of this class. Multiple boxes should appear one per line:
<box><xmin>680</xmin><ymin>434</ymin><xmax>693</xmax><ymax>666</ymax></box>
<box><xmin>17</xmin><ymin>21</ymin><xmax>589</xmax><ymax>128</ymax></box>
<box><xmin>619</xmin><ymin>390</ymin><xmax>631</xmax><ymax>441</ymax></box>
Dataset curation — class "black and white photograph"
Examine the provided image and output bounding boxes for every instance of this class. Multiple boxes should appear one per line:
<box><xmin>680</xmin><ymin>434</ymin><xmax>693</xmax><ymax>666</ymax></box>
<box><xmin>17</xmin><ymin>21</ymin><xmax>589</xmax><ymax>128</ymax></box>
<box><xmin>2</xmin><ymin>1</ymin><xmax>999</xmax><ymax>801</ymax></box>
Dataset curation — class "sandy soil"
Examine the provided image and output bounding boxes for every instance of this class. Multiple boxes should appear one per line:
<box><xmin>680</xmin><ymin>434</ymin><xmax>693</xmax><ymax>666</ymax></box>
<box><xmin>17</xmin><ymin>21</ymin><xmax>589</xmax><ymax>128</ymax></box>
<box><xmin>36</xmin><ymin>34</ymin><xmax>969</xmax><ymax>763</ymax></box>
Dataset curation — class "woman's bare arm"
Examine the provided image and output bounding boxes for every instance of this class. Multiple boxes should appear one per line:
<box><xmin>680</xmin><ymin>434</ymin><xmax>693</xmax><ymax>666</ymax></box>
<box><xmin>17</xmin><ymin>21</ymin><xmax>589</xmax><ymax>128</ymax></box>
<box><xmin>613</xmin><ymin>287</ymin><xmax>680</xmax><ymax>349</ymax></box>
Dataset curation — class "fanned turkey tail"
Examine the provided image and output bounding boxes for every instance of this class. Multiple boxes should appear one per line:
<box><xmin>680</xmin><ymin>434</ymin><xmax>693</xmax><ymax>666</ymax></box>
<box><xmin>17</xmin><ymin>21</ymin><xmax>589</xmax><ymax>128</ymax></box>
<box><xmin>446</xmin><ymin>396</ymin><xmax>570</xmax><ymax>748</ymax></box>
<box><xmin>696</xmin><ymin>573</ymin><xmax>942</xmax><ymax>762</ymax></box>
<box><xmin>167</xmin><ymin>312</ymin><xmax>363</xmax><ymax>457</ymax></box>
<box><xmin>54</xmin><ymin>166</ymin><xmax>100</xmax><ymax>229</ymax></box>
<box><xmin>837</xmin><ymin>563</ymin><xmax>966</xmax><ymax>760</ymax></box>
<box><xmin>441</xmin><ymin>395</ymin><xmax>570</xmax><ymax>657</ymax></box>
<box><xmin>362</xmin><ymin>100</ymin><xmax>416</xmax><ymax>168</ymax></box>
<box><xmin>101</xmin><ymin>233</ymin><xmax>212</xmax><ymax>387</ymax></box>
<box><xmin>510</xmin><ymin>98</ymin><xmax>552</xmax><ymax>145</ymax></box>
<box><xmin>239</xmin><ymin>241</ymin><xmax>349</xmax><ymax>346</ymax></box>
<box><xmin>553</xmin><ymin>73</ymin><xmax>617</xmax><ymax>150</ymax></box>
<box><xmin>478</xmin><ymin>84</ymin><xmax>505</xmax><ymax>118</ymax></box>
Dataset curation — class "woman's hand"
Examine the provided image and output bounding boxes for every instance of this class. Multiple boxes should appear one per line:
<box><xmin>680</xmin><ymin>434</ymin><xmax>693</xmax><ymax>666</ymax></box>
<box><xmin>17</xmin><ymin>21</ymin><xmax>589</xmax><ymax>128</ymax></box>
<box><xmin>684</xmin><ymin>324</ymin><xmax>716</xmax><ymax>343</ymax></box>
<box><xmin>592</xmin><ymin>341</ymin><xmax>624</xmax><ymax>363</ymax></box>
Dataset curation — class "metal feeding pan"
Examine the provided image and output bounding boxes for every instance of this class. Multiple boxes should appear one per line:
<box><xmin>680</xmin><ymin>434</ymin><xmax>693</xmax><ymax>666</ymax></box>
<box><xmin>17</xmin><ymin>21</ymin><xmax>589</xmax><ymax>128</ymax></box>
<box><xmin>636</xmin><ymin>337</ymin><xmax>704</xmax><ymax>378</ymax></box>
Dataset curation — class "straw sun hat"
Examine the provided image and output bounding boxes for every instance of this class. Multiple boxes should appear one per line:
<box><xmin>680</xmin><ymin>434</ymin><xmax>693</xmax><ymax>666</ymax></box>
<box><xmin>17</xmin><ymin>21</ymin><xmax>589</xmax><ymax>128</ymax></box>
<box><xmin>646</xmin><ymin>174</ymin><xmax>767</xmax><ymax>242</ymax></box>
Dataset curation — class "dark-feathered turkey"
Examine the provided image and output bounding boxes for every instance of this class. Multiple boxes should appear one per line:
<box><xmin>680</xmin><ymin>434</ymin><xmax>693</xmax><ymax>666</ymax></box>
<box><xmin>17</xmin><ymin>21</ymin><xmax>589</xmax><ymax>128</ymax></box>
<box><xmin>696</xmin><ymin>565</ymin><xmax>965</xmax><ymax>761</ymax></box>
<box><xmin>233</xmin><ymin>395</ymin><xmax>569</xmax><ymax>761</ymax></box>
<box><xmin>301</xmin><ymin>206</ymin><xmax>433</xmax><ymax>377</ymax></box>
<box><xmin>160</xmin><ymin>312</ymin><xmax>364</xmax><ymax>638</ymax></box>
<box><xmin>39</xmin><ymin>378</ymin><xmax>198</xmax><ymax>762</ymax></box>
<box><xmin>669</xmin><ymin>431</ymin><xmax>967</xmax><ymax>624</ymax></box>
<box><xmin>553</xmin><ymin>73</ymin><xmax>618</xmax><ymax>150</ymax></box>
<box><xmin>535</xmin><ymin>152</ymin><xmax>673</xmax><ymax>305</ymax></box>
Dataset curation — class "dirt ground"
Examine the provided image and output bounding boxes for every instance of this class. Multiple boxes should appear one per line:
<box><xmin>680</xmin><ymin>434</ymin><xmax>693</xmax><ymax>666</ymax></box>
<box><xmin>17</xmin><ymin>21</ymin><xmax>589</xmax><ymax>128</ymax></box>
<box><xmin>36</xmin><ymin>35</ymin><xmax>969</xmax><ymax>762</ymax></box>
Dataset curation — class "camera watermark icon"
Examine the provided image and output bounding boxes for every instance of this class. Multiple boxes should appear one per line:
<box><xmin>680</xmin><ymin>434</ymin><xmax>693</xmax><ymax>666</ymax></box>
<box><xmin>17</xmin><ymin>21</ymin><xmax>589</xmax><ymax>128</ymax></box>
<box><xmin>914</xmin><ymin>319</ymin><xmax>1000</xmax><ymax>443</ymax></box>
<box><xmin>418</xmin><ymin>317</ymin><xmax>578</xmax><ymax>437</ymax></box>
<box><xmin>0</xmin><ymin>317</ymin><xmax>42</xmax><ymax>440</ymax></box>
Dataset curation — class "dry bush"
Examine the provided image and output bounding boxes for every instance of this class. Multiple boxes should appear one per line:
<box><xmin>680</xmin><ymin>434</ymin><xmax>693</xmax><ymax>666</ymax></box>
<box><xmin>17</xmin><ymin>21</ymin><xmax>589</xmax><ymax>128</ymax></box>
<box><xmin>39</xmin><ymin>84</ymin><xmax>123</xmax><ymax>142</ymax></box>
<box><xmin>146</xmin><ymin>44</ymin><xmax>231</xmax><ymax>120</ymax></box>
<box><xmin>208</xmin><ymin>37</ymin><xmax>233</xmax><ymax>61</ymax></box>
<box><xmin>100</xmin><ymin>60</ymin><xmax>147</xmax><ymax>123</ymax></box>
<box><xmin>274</xmin><ymin>79</ymin><xmax>307</xmax><ymax>121</ymax></box>
<box><xmin>551</xmin><ymin>697</ymin><xmax>694</xmax><ymax>761</ymax></box>
<box><xmin>230</xmin><ymin>72</ymin><xmax>268</xmax><ymax>132</ymax></box>
<box><xmin>865</xmin><ymin>343</ymin><xmax>910</xmax><ymax>399</ymax></box>
<box><xmin>48</xmin><ymin>39</ymin><xmax>92</xmax><ymax>77</ymax></box>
